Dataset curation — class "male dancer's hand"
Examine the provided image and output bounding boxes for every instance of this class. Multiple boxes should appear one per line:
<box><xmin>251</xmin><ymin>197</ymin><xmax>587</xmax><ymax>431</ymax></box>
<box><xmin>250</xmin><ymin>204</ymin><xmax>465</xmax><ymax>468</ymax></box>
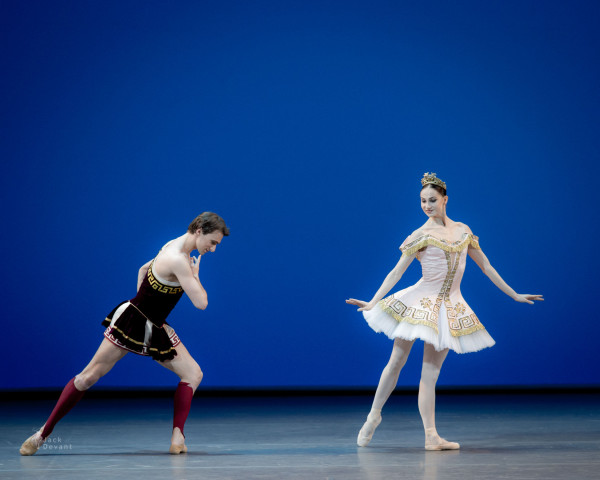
<box><xmin>190</xmin><ymin>255</ymin><xmax>201</xmax><ymax>278</ymax></box>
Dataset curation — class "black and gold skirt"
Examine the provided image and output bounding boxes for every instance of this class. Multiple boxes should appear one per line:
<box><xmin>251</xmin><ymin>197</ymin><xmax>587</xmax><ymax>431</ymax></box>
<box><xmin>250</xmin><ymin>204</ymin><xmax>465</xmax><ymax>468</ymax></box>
<box><xmin>102</xmin><ymin>302</ymin><xmax>180</xmax><ymax>362</ymax></box>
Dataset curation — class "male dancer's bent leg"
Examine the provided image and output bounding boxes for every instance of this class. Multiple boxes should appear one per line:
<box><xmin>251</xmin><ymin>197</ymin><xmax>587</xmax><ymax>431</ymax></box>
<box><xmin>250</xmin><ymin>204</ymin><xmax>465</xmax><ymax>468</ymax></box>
<box><xmin>157</xmin><ymin>341</ymin><xmax>203</xmax><ymax>454</ymax></box>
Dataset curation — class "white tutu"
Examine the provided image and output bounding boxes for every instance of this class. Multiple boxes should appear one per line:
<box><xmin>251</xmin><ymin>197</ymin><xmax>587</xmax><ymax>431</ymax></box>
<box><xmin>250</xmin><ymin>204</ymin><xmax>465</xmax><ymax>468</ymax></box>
<box><xmin>363</xmin><ymin>302</ymin><xmax>495</xmax><ymax>354</ymax></box>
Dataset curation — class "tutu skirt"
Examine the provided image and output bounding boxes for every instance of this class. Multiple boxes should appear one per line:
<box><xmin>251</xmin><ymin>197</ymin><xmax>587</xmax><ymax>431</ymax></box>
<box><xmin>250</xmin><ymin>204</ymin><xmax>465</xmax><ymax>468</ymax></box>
<box><xmin>363</xmin><ymin>301</ymin><xmax>495</xmax><ymax>354</ymax></box>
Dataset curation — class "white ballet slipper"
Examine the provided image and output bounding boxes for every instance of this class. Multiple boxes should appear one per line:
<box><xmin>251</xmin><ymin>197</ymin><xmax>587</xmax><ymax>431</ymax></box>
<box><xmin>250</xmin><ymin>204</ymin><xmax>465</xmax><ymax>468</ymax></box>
<box><xmin>424</xmin><ymin>427</ymin><xmax>460</xmax><ymax>450</ymax></box>
<box><xmin>357</xmin><ymin>411</ymin><xmax>382</xmax><ymax>447</ymax></box>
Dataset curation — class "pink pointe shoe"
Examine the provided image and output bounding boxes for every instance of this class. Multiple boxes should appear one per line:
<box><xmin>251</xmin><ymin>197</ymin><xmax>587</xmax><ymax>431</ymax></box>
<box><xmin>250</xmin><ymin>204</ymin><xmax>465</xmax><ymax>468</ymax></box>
<box><xmin>357</xmin><ymin>411</ymin><xmax>382</xmax><ymax>447</ymax></box>
<box><xmin>424</xmin><ymin>427</ymin><xmax>460</xmax><ymax>451</ymax></box>
<box><xmin>20</xmin><ymin>429</ymin><xmax>46</xmax><ymax>456</ymax></box>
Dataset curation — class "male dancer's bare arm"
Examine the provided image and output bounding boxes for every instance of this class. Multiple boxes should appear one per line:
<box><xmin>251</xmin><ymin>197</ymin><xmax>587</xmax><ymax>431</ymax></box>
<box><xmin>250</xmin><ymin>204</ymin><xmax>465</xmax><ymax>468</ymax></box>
<box><xmin>171</xmin><ymin>255</ymin><xmax>209</xmax><ymax>310</ymax></box>
<box><xmin>467</xmin><ymin>248</ymin><xmax>543</xmax><ymax>304</ymax></box>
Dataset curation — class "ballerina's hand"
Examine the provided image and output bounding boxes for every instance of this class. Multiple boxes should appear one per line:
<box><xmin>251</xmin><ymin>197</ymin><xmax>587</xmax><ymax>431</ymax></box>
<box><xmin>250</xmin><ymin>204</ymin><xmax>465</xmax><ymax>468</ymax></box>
<box><xmin>190</xmin><ymin>255</ymin><xmax>201</xmax><ymax>277</ymax></box>
<box><xmin>346</xmin><ymin>298</ymin><xmax>374</xmax><ymax>311</ymax></box>
<box><xmin>515</xmin><ymin>294</ymin><xmax>544</xmax><ymax>304</ymax></box>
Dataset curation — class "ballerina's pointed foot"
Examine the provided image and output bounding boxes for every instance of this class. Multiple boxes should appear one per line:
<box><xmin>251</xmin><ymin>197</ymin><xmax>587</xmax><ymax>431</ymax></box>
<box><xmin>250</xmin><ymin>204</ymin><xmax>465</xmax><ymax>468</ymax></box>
<box><xmin>357</xmin><ymin>411</ymin><xmax>382</xmax><ymax>447</ymax></box>
<box><xmin>424</xmin><ymin>428</ymin><xmax>460</xmax><ymax>451</ymax></box>
<box><xmin>20</xmin><ymin>429</ymin><xmax>45</xmax><ymax>456</ymax></box>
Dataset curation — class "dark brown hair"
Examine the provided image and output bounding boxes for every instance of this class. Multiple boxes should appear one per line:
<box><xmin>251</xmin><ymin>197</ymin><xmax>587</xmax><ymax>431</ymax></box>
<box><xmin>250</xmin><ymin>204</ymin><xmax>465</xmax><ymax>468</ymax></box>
<box><xmin>420</xmin><ymin>184</ymin><xmax>447</xmax><ymax>197</ymax></box>
<box><xmin>187</xmin><ymin>212</ymin><xmax>230</xmax><ymax>236</ymax></box>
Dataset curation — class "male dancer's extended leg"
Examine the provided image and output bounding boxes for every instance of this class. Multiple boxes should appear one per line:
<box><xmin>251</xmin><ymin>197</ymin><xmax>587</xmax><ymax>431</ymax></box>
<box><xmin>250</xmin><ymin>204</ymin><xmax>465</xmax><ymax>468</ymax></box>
<box><xmin>20</xmin><ymin>338</ymin><xmax>127</xmax><ymax>455</ymax></box>
<box><xmin>418</xmin><ymin>343</ymin><xmax>458</xmax><ymax>450</ymax></box>
<box><xmin>357</xmin><ymin>338</ymin><xmax>414</xmax><ymax>447</ymax></box>
<box><xmin>156</xmin><ymin>341</ymin><xmax>203</xmax><ymax>454</ymax></box>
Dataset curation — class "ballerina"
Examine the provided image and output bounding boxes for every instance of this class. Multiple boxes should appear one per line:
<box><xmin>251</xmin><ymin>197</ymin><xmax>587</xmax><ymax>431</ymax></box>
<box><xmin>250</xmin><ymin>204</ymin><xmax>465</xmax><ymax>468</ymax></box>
<box><xmin>347</xmin><ymin>173</ymin><xmax>542</xmax><ymax>450</ymax></box>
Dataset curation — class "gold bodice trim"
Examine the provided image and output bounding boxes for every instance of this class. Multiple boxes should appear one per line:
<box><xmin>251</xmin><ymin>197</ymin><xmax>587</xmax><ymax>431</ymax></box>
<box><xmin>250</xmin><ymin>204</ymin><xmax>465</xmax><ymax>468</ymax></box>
<box><xmin>401</xmin><ymin>233</ymin><xmax>480</xmax><ymax>257</ymax></box>
<box><xmin>148</xmin><ymin>261</ymin><xmax>183</xmax><ymax>295</ymax></box>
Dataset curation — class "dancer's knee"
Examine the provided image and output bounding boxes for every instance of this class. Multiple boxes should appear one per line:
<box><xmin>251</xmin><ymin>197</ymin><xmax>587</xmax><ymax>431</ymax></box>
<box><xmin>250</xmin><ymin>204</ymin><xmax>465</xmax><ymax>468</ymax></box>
<box><xmin>76</xmin><ymin>362</ymin><xmax>112</xmax><ymax>390</ymax></box>
<box><xmin>74</xmin><ymin>372</ymin><xmax>98</xmax><ymax>391</ymax></box>
<box><xmin>420</xmin><ymin>362</ymin><xmax>441</xmax><ymax>386</ymax></box>
<box><xmin>388</xmin><ymin>353</ymin><xmax>408</xmax><ymax>372</ymax></box>
<box><xmin>184</xmin><ymin>366</ymin><xmax>203</xmax><ymax>390</ymax></box>
<box><xmin>194</xmin><ymin>367</ymin><xmax>203</xmax><ymax>387</ymax></box>
<box><xmin>389</xmin><ymin>339</ymin><xmax>412</xmax><ymax>370</ymax></box>
<box><xmin>389</xmin><ymin>346</ymin><xmax>410</xmax><ymax>371</ymax></box>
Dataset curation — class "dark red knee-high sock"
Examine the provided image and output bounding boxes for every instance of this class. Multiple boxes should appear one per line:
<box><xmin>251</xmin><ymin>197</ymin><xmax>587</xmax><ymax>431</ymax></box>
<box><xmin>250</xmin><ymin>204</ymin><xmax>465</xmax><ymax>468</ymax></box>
<box><xmin>173</xmin><ymin>382</ymin><xmax>194</xmax><ymax>436</ymax></box>
<box><xmin>41</xmin><ymin>377</ymin><xmax>86</xmax><ymax>438</ymax></box>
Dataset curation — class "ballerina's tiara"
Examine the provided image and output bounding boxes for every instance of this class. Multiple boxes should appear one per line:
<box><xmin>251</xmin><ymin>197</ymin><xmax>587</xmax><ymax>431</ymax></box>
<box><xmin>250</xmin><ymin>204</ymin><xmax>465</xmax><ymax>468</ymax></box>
<box><xmin>421</xmin><ymin>172</ymin><xmax>447</xmax><ymax>190</ymax></box>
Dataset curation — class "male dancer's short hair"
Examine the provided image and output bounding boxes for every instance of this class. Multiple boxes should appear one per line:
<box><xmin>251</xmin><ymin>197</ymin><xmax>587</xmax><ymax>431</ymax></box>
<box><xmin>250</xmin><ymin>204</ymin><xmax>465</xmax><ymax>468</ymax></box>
<box><xmin>188</xmin><ymin>212</ymin><xmax>230</xmax><ymax>236</ymax></box>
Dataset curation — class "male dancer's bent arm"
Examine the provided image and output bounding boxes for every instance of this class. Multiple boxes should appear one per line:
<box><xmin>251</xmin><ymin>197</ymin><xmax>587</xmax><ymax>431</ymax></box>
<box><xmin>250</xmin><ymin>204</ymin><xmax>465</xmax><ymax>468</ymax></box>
<box><xmin>172</xmin><ymin>255</ymin><xmax>209</xmax><ymax>310</ymax></box>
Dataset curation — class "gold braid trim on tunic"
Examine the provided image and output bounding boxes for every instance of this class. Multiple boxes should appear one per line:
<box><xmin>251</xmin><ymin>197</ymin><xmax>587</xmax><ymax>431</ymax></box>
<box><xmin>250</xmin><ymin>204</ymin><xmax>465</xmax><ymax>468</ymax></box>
<box><xmin>105</xmin><ymin>322</ymin><xmax>146</xmax><ymax>346</ymax></box>
<box><xmin>106</xmin><ymin>323</ymin><xmax>176</xmax><ymax>355</ymax></box>
<box><xmin>148</xmin><ymin>261</ymin><xmax>184</xmax><ymax>294</ymax></box>
<box><xmin>400</xmin><ymin>233</ymin><xmax>480</xmax><ymax>258</ymax></box>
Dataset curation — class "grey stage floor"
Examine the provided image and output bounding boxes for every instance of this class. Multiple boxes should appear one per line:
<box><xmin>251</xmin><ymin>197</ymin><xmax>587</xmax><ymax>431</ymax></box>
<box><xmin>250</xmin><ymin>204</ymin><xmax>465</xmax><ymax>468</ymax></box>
<box><xmin>1</xmin><ymin>392</ymin><xmax>599</xmax><ymax>479</ymax></box>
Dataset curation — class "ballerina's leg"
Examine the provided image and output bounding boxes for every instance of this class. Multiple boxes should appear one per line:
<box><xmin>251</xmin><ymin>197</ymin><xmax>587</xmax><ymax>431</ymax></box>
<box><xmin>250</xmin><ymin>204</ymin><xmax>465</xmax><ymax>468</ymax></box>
<box><xmin>418</xmin><ymin>343</ymin><xmax>459</xmax><ymax>450</ymax></box>
<box><xmin>357</xmin><ymin>338</ymin><xmax>414</xmax><ymax>447</ymax></box>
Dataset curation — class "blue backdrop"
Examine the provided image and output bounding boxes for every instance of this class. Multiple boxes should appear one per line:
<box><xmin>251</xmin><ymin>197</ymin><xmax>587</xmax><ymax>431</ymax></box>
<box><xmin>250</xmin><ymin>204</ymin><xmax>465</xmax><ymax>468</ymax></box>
<box><xmin>2</xmin><ymin>0</ymin><xmax>599</xmax><ymax>389</ymax></box>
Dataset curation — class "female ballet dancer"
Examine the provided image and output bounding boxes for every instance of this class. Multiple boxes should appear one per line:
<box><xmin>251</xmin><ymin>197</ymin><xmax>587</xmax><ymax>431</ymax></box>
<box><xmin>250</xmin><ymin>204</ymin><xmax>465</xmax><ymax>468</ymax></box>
<box><xmin>346</xmin><ymin>173</ymin><xmax>542</xmax><ymax>450</ymax></box>
<box><xmin>20</xmin><ymin>212</ymin><xmax>229</xmax><ymax>456</ymax></box>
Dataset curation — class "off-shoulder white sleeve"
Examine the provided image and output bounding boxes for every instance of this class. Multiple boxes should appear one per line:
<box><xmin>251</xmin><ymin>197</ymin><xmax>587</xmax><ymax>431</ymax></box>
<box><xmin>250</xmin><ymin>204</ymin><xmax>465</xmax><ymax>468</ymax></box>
<box><xmin>400</xmin><ymin>235</ymin><xmax>429</xmax><ymax>257</ymax></box>
<box><xmin>468</xmin><ymin>234</ymin><xmax>481</xmax><ymax>250</ymax></box>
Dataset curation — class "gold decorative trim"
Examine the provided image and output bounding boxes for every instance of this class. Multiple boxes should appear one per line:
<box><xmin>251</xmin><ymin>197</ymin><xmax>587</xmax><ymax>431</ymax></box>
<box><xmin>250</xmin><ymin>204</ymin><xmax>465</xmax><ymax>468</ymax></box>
<box><xmin>379</xmin><ymin>297</ymin><xmax>439</xmax><ymax>333</ymax></box>
<box><xmin>420</xmin><ymin>297</ymin><xmax>433</xmax><ymax>310</ymax></box>
<box><xmin>106</xmin><ymin>319</ymin><xmax>177</xmax><ymax>355</ymax></box>
<box><xmin>106</xmin><ymin>324</ymin><xmax>145</xmax><ymax>346</ymax></box>
<box><xmin>147</xmin><ymin>261</ymin><xmax>183</xmax><ymax>295</ymax></box>
<box><xmin>452</xmin><ymin>322</ymin><xmax>485</xmax><ymax>337</ymax></box>
<box><xmin>401</xmin><ymin>233</ymin><xmax>480</xmax><ymax>258</ymax></box>
<box><xmin>147</xmin><ymin>345</ymin><xmax>176</xmax><ymax>355</ymax></box>
<box><xmin>449</xmin><ymin>313</ymin><xmax>485</xmax><ymax>337</ymax></box>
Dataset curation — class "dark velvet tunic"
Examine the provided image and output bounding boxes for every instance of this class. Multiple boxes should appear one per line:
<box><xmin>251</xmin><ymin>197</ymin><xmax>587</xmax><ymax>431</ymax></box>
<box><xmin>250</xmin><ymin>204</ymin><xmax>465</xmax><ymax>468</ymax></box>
<box><xmin>130</xmin><ymin>260</ymin><xmax>184</xmax><ymax>327</ymax></box>
<box><xmin>102</xmin><ymin>261</ymin><xmax>185</xmax><ymax>361</ymax></box>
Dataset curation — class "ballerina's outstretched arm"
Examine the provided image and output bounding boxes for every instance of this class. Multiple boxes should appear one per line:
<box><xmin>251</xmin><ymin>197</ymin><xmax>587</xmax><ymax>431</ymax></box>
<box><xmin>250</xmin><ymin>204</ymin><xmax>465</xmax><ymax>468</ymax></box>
<box><xmin>346</xmin><ymin>253</ymin><xmax>416</xmax><ymax>311</ymax></box>
<box><xmin>467</xmin><ymin>247</ymin><xmax>543</xmax><ymax>304</ymax></box>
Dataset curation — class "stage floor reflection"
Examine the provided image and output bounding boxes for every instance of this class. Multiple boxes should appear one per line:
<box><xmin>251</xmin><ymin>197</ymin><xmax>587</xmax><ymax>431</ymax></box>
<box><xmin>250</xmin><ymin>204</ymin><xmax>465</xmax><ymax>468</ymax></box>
<box><xmin>3</xmin><ymin>392</ymin><xmax>599</xmax><ymax>479</ymax></box>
